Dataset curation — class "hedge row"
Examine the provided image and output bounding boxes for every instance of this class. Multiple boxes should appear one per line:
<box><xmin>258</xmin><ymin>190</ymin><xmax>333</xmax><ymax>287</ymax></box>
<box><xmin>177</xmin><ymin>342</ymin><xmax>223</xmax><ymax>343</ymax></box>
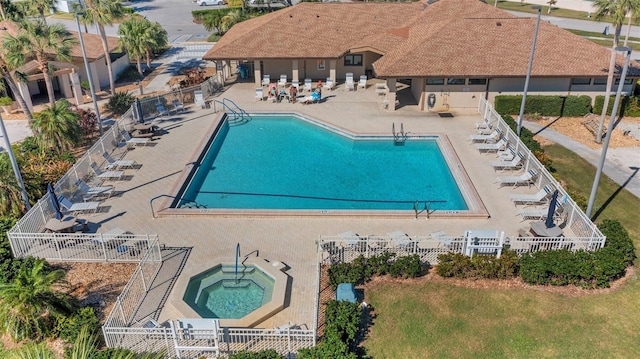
<box><xmin>495</xmin><ymin>95</ymin><xmax>591</xmax><ymax>117</ymax></box>
<box><xmin>593</xmin><ymin>95</ymin><xmax>640</xmax><ymax>117</ymax></box>
<box><xmin>436</xmin><ymin>251</ymin><xmax>519</xmax><ymax>279</ymax></box>
<box><xmin>297</xmin><ymin>300</ymin><xmax>361</xmax><ymax>359</ymax></box>
<box><xmin>519</xmin><ymin>219</ymin><xmax>635</xmax><ymax>288</ymax></box>
<box><xmin>328</xmin><ymin>252</ymin><xmax>425</xmax><ymax>290</ymax></box>
<box><xmin>500</xmin><ymin>114</ymin><xmax>553</xmax><ymax>171</ymax></box>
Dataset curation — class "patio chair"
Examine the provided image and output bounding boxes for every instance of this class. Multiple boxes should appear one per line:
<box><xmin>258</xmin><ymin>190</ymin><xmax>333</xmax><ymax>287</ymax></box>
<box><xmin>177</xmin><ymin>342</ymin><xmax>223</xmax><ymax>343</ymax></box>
<box><xmin>375</xmin><ymin>82</ymin><xmax>386</xmax><ymax>95</ymax></box>
<box><xmin>194</xmin><ymin>90</ymin><xmax>206</xmax><ymax>109</ymax></box>
<box><xmin>255</xmin><ymin>88</ymin><xmax>264</xmax><ymax>101</ymax></box>
<box><xmin>303</xmin><ymin>78</ymin><xmax>312</xmax><ymax>92</ymax></box>
<box><xmin>323</xmin><ymin>77</ymin><xmax>335</xmax><ymax>91</ymax></box>
<box><xmin>156</xmin><ymin>102</ymin><xmax>169</xmax><ymax>117</ymax></box>
<box><xmin>75</xmin><ymin>179</ymin><xmax>114</xmax><ymax>201</ymax></box>
<box><xmin>387</xmin><ymin>230</ymin><xmax>412</xmax><ymax>249</ymax></box>
<box><xmin>491</xmin><ymin>155</ymin><xmax>523</xmax><ymax>171</ymax></box>
<box><xmin>172</xmin><ymin>99</ymin><xmax>185</xmax><ymax>113</ymax></box>
<box><xmin>518</xmin><ymin>206</ymin><xmax>564</xmax><ymax>222</ymax></box>
<box><xmin>103</xmin><ymin>152</ymin><xmax>136</xmax><ymax>170</ymax></box>
<box><xmin>90</xmin><ymin>162</ymin><xmax>124</xmax><ymax>182</ymax></box>
<box><xmin>510</xmin><ymin>185</ymin><xmax>552</xmax><ymax>206</ymax></box>
<box><xmin>291</xmin><ymin>80</ymin><xmax>300</xmax><ymax>92</ymax></box>
<box><xmin>58</xmin><ymin>195</ymin><xmax>100</xmax><ymax>215</ymax></box>
<box><xmin>278</xmin><ymin>74</ymin><xmax>287</xmax><ymax>87</ymax></box>
<box><xmin>338</xmin><ymin>231</ymin><xmax>362</xmax><ymax>250</ymax></box>
<box><xmin>261</xmin><ymin>74</ymin><xmax>270</xmax><ymax>86</ymax></box>
<box><xmin>121</xmin><ymin>130</ymin><xmax>151</xmax><ymax>148</ymax></box>
<box><xmin>358</xmin><ymin>75</ymin><xmax>367</xmax><ymax>89</ymax></box>
<box><xmin>345</xmin><ymin>73</ymin><xmax>355</xmax><ymax>91</ymax></box>
<box><xmin>469</xmin><ymin>129</ymin><xmax>500</xmax><ymax>143</ymax></box>
<box><xmin>495</xmin><ymin>169</ymin><xmax>537</xmax><ymax>188</ymax></box>
<box><xmin>476</xmin><ymin>138</ymin><xmax>507</xmax><ymax>153</ymax></box>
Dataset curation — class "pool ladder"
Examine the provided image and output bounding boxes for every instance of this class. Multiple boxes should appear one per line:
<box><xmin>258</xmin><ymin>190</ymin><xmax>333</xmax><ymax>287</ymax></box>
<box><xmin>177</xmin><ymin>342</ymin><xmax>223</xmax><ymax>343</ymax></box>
<box><xmin>392</xmin><ymin>122</ymin><xmax>408</xmax><ymax>145</ymax></box>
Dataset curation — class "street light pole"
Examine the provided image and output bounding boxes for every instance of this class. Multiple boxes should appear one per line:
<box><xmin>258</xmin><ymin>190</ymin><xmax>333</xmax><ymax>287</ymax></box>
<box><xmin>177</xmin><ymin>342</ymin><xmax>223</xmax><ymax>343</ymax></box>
<box><xmin>585</xmin><ymin>46</ymin><xmax>632</xmax><ymax>218</ymax></box>
<box><xmin>517</xmin><ymin>6</ymin><xmax>541</xmax><ymax>137</ymax></box>
<box><xmin>0</xmin><ymin>114</ymin><xmax>31</xmax><ymax>211</ymax></box>
<box><xmin>75</xmin><ymin>13</ymin><xmax>103</xmax><ymax>135</ymax></box>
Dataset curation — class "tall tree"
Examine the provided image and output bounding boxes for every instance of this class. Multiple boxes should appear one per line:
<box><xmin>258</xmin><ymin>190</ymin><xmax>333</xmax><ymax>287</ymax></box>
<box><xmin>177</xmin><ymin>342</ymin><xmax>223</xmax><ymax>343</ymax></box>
<box><xmin>0</xmin><ymin>57</ymin><xmax>33</xmax><ymax>121</ymax></box>
<box><xmin>0</xmin><ymin>259</ymin><xmax>72</xmax><ymax>341</ymax></box>
<box><xmin>144</xmin><ymin>22</ymin><xmax>167</xmax><ymax>70</ymax></box>
<box><xmin>31</xmin><ymin>99</ymin><xmax>81</xmax><ymax>152</ymax></box>
<box><xmin>118</xmin><ymin>17</ymin><xmax>150</xmax><ymax>75</ymax></box>
<box><xmin>2</xmin><ymin>20</ymin><xmax>76</xmax><ymax>106</ymax></box>
<box><xmin>593</xmin><ymin>0</ymin><xmax>640</xmax><ymax>142</ymax></box>
<box><xmin>75</xmin><ymin>0</ymin><xmax>124</xmax><ymax>95</ymax></box>
<box><xmin>0</xmin><ymin>153</ymin><xmax>25</xmax><ymax>217</ymax></box>
<box><xmin>22</xmin><ymin>0</ymin><xmax>55</xmax><ymax>23</ymax></box>
<box><xmin>219</xmin><ymin>10</ymin><xmax>247</xmax><ymax>34</ymax></box>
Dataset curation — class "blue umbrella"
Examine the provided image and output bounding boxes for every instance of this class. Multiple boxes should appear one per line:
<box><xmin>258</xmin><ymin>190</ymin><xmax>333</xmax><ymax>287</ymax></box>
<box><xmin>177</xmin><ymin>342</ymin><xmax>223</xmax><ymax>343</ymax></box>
<box><xmin>545</xmin><ymin>190</ymin><xmax>559</xmax><ymax>228</ymax></box>
<box><xmin>48</xmin><ymin>183</ymin><xmax>63</xmax><ymax>220</ymax></box>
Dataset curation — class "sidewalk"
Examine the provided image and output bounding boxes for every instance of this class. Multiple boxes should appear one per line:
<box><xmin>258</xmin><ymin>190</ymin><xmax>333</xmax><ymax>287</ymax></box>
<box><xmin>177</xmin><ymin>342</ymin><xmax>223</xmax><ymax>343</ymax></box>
<box><xmin>523</xmin><ymin>120</ymin><xmax>640</xmax><ymax>199</ymax></box>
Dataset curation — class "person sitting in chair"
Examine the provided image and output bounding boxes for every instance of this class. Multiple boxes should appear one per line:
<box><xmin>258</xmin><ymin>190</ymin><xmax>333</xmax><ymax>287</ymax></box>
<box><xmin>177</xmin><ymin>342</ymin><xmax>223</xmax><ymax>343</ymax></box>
<box><xmin>289</xmin><ymin>85</ymin><xmax>298</xmax><ymax>103</ymax></box>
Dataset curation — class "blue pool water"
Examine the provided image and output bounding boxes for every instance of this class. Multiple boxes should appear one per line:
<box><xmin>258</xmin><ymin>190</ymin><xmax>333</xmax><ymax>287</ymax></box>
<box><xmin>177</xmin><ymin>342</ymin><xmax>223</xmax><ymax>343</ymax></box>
<box><xmin>178</xmin><ymin>115</ymin><xmax>468</xmax><ymax>211</ymax></box>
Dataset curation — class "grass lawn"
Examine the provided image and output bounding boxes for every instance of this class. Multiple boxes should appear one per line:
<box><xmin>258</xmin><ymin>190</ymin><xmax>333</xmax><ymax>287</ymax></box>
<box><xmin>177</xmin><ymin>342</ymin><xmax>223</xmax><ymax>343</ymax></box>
<box><xmin>363</xmin><ymin>144</ymin><xmax>640</xmax><ymax>358</ymax></box>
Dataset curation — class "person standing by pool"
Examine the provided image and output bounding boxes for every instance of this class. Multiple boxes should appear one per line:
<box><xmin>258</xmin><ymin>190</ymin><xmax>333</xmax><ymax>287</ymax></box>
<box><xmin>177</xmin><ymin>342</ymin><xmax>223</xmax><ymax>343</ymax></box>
<box><xmin>289</xmin><ymin>85</ymin><xmax>297</xmax><ymax>103</ymax></box>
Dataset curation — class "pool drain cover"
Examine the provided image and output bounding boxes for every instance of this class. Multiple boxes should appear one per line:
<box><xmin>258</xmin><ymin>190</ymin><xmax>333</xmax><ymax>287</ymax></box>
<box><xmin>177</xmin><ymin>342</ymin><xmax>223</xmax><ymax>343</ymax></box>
<box><xmin>438</xmin><ymin>113</ymin><xmax>454</xmax><ymax>118</ymax></box>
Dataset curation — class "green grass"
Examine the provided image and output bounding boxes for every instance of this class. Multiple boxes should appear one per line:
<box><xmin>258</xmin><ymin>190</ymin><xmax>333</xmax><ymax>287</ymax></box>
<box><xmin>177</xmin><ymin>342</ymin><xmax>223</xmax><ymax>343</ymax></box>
<box><xmin>566</xmin><ymin>29</ymin><xmax>640</xmax><ymax>43</ymax></box>
<box><xmin>496</xmin><ymin>1</ymin><xmax>640</xmax><ymax>26</ymax></box>
<box><xmin>363</xmin><ymin>144</ymin><xmax>640</xmax><ymax>358</ymax></box>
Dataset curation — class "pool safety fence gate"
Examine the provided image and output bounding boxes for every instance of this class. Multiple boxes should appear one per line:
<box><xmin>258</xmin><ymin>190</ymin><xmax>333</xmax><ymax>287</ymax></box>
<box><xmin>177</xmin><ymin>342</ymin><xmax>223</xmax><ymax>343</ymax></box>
<box><xmin>477</xmin><ymin>97</ymin><xmax>605</xmax><ymax>246</ymax></box>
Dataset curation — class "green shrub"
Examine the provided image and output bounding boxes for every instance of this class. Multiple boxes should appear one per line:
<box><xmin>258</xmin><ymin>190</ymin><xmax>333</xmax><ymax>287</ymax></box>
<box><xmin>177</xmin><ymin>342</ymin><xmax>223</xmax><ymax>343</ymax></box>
<box><xmin>437</xmin><ymin>251</ymin><xmax>519</xmax><ymax>279</ymax></box>
<box><xmin>519</xmin><ymin>221</ymin><xmax>634</xmax><ymax>289</ymax></box>
<box><xmin>105</xmin><ymin>91</ymin><xmax>135</xmax><ymax>116</ymax></box>
<box><xmin>53</xmin><ymin>306</ymin><xmax>100</xmax><ymax>343</ymax></box>
<box><xmin>0</xmin><ymin>96</ymin><xmax>13</xmax><ymax>106</ymax></box>
<box><xmin>229</xmin><ymin>349</ymin><xmax>286</xmax><ymax>359</ymax></box>
<box><xmin>328</xmin><ymin>252</ymin><xmax>424</xmax><ymax>289</ymax></box>
<box><xmin>298</xmin><ymin>300</ymin><xmax>361</xmax><ymax>358</ymax></box>
<box><xmin>501</xmin><ymin>114</ymin><xmax>553</xmax><ymax>172</ymax></box>
<box><xmin>593</xmin><ymin>95</ymin><xmax>640</xmax><ymax>117</ymax></box>
<box><xmin>495</xmin><ymin>95</ymin><xmax>591</xmax><ymax>116</ymax></box>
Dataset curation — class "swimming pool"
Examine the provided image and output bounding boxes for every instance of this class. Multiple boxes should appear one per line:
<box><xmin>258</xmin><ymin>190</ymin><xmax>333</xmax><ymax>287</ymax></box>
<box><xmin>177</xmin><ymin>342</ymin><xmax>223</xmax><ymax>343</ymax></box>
<box><xmin>169</xmin><ymin>114</ymin><xmax>482</xmax><ymax>215</ymax></box>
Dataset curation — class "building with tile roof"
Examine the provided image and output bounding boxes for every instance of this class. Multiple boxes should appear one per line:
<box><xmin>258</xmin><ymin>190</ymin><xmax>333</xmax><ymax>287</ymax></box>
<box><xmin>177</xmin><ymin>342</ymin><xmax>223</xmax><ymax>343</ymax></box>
<box><xmin>0</xmin><ymin>20</ymin><xmax>129</xmax><ymax>111</ymax></box>
<box><xmin>203</xmin><ymin>0</ymin><xmax>639</xmax><ymax>111</ymax></box>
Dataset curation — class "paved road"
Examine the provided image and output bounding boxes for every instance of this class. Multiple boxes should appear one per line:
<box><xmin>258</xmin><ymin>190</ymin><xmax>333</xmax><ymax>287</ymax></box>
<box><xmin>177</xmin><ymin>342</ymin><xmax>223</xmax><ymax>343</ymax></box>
<box><xmin>0</xmin><ymin>120</ymin><xmax>32</xmax><ymax>152</ymax></box>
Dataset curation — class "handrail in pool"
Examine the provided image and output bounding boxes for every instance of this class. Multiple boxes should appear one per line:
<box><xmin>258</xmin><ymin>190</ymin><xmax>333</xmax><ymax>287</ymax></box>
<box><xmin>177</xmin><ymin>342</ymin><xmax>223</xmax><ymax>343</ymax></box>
<box><xmin>222</xmin><ymin>98</ymin><xmax>250</xmax><ymax>120</ymax></box>
<box><xmin>149</xmin><ymin>194</ymin><xmax>207</xmax><ymax>218</ymax></box>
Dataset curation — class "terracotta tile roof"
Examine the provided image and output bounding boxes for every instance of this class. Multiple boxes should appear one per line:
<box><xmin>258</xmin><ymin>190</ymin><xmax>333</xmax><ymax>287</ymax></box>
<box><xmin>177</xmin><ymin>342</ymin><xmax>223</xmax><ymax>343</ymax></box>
<box><xmin>204</xmin><ymin>0</ymin><xmax>640</xmax><ymax>78</ymax></box>
<box><xmin>203</xmin><ymin>2</ymin><xmax>426</xmax><ymax>60</ymax></box>
<box><xmin>0</xmin><ymin>20</ymin><xmax>120</xmax><ymax>62</ymax></box>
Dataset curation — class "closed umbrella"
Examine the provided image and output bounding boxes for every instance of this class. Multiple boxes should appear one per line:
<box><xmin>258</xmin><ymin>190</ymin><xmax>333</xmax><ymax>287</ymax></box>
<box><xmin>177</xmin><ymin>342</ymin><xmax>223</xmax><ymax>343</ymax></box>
<box><xmin>545</xmin><ymin>190</ymin><xmax>559</xmax><ymax>228</ymax></box>
<box><xmin>135</xmin><ymin>98</ymin><xmax>144</xmax><ymax>124</ymax></box>
<box><xmin>47</xmin><ymin>183</ymin><xmax>63</xmax><ymax>220</ymax></box>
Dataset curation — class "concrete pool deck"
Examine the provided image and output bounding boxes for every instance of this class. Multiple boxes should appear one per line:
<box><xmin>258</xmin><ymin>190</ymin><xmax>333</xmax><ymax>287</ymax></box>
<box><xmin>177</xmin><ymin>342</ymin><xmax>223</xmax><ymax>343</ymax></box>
<box><xmin>84</xmin><ymin>81</ymin><xmax>553</xmax><ymax>329</ymax></box>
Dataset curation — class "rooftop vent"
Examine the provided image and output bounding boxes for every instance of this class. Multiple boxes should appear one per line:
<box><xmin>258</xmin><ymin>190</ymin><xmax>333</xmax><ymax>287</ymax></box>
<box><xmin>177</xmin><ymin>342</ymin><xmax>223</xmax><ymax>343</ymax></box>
<box><xmin>496</xmin><ymin>22</ymin><xmax>502</xmax><ymax>26</ymax></box>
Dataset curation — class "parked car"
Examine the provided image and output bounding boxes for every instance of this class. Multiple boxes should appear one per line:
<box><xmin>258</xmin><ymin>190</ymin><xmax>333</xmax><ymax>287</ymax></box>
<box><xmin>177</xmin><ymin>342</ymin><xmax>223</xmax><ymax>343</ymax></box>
<box><xmin>197</xmin><ymin>0</ymin><xmax>225</xmax><ymax>5</ymax></box>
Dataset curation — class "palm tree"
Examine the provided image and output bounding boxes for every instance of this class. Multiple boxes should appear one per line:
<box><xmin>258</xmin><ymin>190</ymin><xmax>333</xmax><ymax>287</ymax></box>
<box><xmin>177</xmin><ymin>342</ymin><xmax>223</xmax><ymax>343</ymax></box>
<box><xmin>0</xmin><ymin>154</ymin><xmax>26</xmax><ymax>217</ymax></box>
<box><xmin>76</xmin><ymin>0</ymin><xmax>124</xmax><ymax>95</ymax></box>
<box><xmin>593</xmin><ymin>0</ymin><xmax>640</xmax><ymax>142</ymax></box>
<box><xmin>219</xmin><ymin>10</ymin><xmax>246</xmax><ymax>34</ymax></box>
<box><xmin>22</xmin><ymin>0</ymin><xmax>55</xmax><ymax>23</ymax></box>
<box><xmin>0</xmin><ymin>58</ymin><xmax>33</xmax><ymax>121</ymax></box>
<box><xmin>144</xmin><ymin>22</ymin><xmax>168</xmax><ymax>70</ymax></box>
<box><xmin>4</xmin><ymin>341</ymin><xmax>56</xmax><ymax>359</ymax></box>
<box><xmin>202</xmin><ymin>11</ymin><xmax>225</xmax><ymax>33</ymax></box>
<box><xmin>118</xmin><ymin>17</ymin><xmax>150</xmax><ymax>75</ymax></box>
<box><xmin>0</xmin><ymin>259</ymin><xmax>72</xmax><ymax>341</ymax></box>
<box><xmin>31</xmin><ymin>99</ymin><xmax>81</xmax><ymax>152</ymax></box>
<box><xmin>2</xmin><ymin>20</ymin><xmax>76</xmax><ymax>106</ymax></box>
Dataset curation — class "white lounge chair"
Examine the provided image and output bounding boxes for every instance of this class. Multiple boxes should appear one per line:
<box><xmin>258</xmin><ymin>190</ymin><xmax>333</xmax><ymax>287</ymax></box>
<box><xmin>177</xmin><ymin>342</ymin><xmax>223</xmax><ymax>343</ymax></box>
<box><xmin>59</xmin><ymin>195</ymin><xmax>100</xmax><ymax>215</ymax></box>
<box><xmin>338</xmin><ymin>231</ymin><xmax>361</xmax><ymax>249</ymax></box>
<box><xmin>91</xmin><ymin>162</ymin><xmax>124</xmax><ymax>182</ymax></box>
<box><xmin>518</xmin><ymin>205</ymin><xmax>563</xmax><ymax>222</ymax></box>
<box><xmin>156</xmin><ymin>102</ymin><xmax>169</xmax><ymax>117</ymax></box>
<box><xmin>476</xmin><ymin>138</ymin><xmax>507</xmax><ymax>153</ymax></box>
<box><xmin>261</xmin><ymin>74</ymin><xmax>270</xmax><ymax>86</ymax></box>
<box><xmin>510</xmin><ymin>185</ymin><xmax>552</xmax><ymax>206</ymax></box>
<box><xmin>323</xmin><ymin>77</ymin><xmax>335</xmax><ymax>91</ymax></box>
<box><xmin>194</xmin><ymin>90</ymin><xmax>206</xmax><ymax>109</ymax></box>
<box><xmin>469</xmin><ymin>129</ymin><xmax>500</xmax><ymax>143</ymax></box>
<box><xmin>103</xmin><ymin>152</ymin><xmax>136</xmax><ymax>170</ymax></box>
<box><xmin>278</xmin><ymin>74</ymin><xmax>287</xmax><ymax>87</ymax></box>
<box><xmin>388</xmin><ymin>230</ymin><xmax>412</xmax><ymax>249</ymax></box>
<box><xmin>495</xmin><ymin>169</ymin><xmax>537</xmax><ymax>188</ymax></box>
<box><xmin>76</xmin><ymin>179</ymin><xmax>114</xmax><ymax>201</ymax></box>
<box><xmin>345</xmin><ymin>73</ymin><xmax>354</xmax><ymax>91</ymax></box>
<box><xmin>255</xmin><ymin>88</ymin><xmax>264</xmax><ymax>101</ymax></box>
<box><xmin>172</xmin><ymin>99</ymin><xmax>185</xmax><ymax>113</ymax></box>
<box><xmin>121</xmin><ymin>130</ymin><xmax>151</xmax><ymax>148</ymax></box>
<box><xmin>303</xmin><ymin>78</ymin><xmax>312</xmax><ymax>92</ymax></box>
<box><xmin>358</xmin><ymin>75</ymin><xmax>367</xmax><ymax>89</ymax></box>
<box><xmin>491</xmin><ymin>155</ymin><xmax>523</xmax><ymax>171</ymax></box>
<box><xmin>375</xmin><ymin>82</ymin><xmax>386</xmax><ymax>95</ymax></box>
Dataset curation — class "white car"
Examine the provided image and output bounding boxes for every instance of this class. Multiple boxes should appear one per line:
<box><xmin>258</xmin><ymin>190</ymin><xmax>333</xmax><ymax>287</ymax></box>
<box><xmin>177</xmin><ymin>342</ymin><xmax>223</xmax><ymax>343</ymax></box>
<box><xmin>197</xmin><ymin>0</ymin><xmax>225</xmax><ymax>5</ymax></box>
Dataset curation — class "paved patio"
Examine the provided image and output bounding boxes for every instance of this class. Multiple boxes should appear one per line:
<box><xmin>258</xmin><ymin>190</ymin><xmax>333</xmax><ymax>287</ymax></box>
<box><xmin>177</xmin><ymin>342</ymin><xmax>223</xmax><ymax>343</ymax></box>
<box><xmin>84</xmin><ymin>80</ymin><xmax>542</xmax><ymax>329</ymax></box>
